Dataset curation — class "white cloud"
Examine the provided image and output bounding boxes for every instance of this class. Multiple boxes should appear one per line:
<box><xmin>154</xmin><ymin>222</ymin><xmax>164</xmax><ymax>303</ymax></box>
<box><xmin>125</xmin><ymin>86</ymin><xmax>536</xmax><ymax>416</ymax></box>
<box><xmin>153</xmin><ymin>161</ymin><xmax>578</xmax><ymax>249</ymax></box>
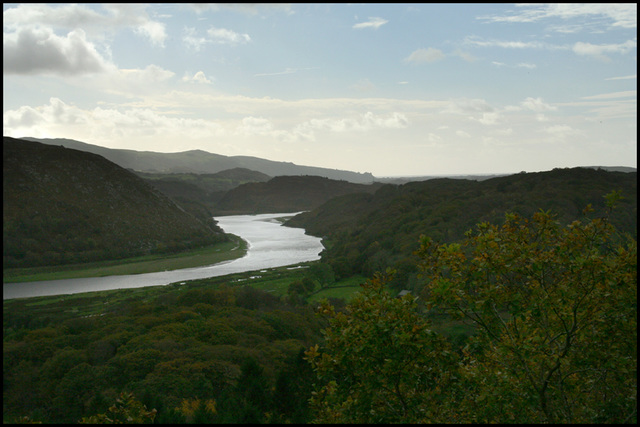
<box><xmin>444</xmin><ymin>98</ymin><xmax>494</xmax><ymax>114</ymax></box>
<box><xmin>605</xmin><ymin>74</ymin><xmax>636</xmax><ymax>81</ymax></box>
<box><xmin>3</xmin><ymin>3</ymin><xmax>167</xmax><ymax>46</ymax></box>
<box><xmin>572</xmin><ymin>39</ymin><xmax>637</xmax><ymax>61</ymax></box>
<box><xmin>351</xmin><ymin>78</ymin><xmax>376</xmax><ymax>92</ymax></box>
<box><xmin>103</xmin><ymin>65</ymin><xmax>175</xmax><ymax>96</ymax></box>
<box><xmin>521</xmin><ymin>97</ymin><xmax>557</xmax><ymax>112</ymax></box>
<box><xmin>493</xmin><ymin>128</ymin><xmax>513</xmax><ymax>136</ymax></box>
<box><xmin>404</xmin><ymin>47</ymin><xmax>445</xmax><ymax>63</ymax></box>
<box><xmin>474</xmin><ymin>112</ymin><xmax>501</xmax><ymax>126</ymax></box>
<box><xmin>238</xmin><ymin>116</ymin><xmax>273</xmax><ymax>135</ymax></box>
<box><xmin>254</xmin><ymin>67</ymin><xmax>317</xmax><ymax>77</ymax></box>
<box><xmin>183</xmin><ymin>26</ymin><xmax>250</xmax><ymax>51</ymax></box>
<box><xmin>453</xmin><ymin>50</ymin><xmax>478</xmax><ymax>62</ymax></box>
<box><xmin>543</xmin><ymin>125</ymin><xmax>584</xmax><ymax>143</ymax></box>
<box><xmin>182</xmin><ymin>71</ymin><xmax>212</xmax><ymax>84</ymax></box>
<box><xmin>207</xmin><ymin>27</ymin><xmax>251</xmax><ymax>44</ymax></box>
<box><xmin>185</xmin><ymin>3</ymin><xmax>293</xmax><ymax>16</ymax></box>
<box><xmin>580</xmin><ymin>90</ymin><xmax>636</xmax><ymax>100</ymax></box>
<box><xmin>134</xmin><ymin>20</ymin><xmax>167</xmax><ymax>47</ymax></box>
<box><xmin>464</xmin><ymin>36</ymin><xmax>546</xmax><ymax>49</ymax></box>
<box><xmin>353</xmin><ymin>17</ymin><xmax>388</xmax><ymax>30</ymax></box>
<box><xmin>427</xmin><ymin>133</ymin><xmax>441</xmax><ymax>144</ymax></box>
<box><xmin>183</xmin><ymin>27</ymin><xmax>208</xmax><ymax>51</ymax></box>
<box><xmin>493</xmin><ymin>61</ymin><xmax>537</xmax><ymax>69</ymax></box>
<box><xmin>456</xmin><ymin>130</ymin><xmax>471</xmax><ymax>138</ymax></box>
<box><xmin>292</xmin><ymin>112</ymin><xmax>409</xmax><ymax>140</ymax></box>
<box><xmin>3</xmin><ymin>27</ymin><xmax>112</xmax><ymax>75</ymax></box>
<box><xmin>477</xmin><ymin>3</ymin><xmax>637</xmax><ymax>29</ymax></box>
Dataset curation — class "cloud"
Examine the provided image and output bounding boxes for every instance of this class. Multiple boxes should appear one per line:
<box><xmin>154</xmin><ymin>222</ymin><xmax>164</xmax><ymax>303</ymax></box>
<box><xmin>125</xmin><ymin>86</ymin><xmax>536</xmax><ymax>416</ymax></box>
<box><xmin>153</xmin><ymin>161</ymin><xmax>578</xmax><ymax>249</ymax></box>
<box><xmin>238</xmin><ymin>116</ymin><xmax>274</xmax><ymax>135</ymax></box>
<box><xmin>605</xmin><ymin>74</ymin><xmax>636</xmax><ymax>81</ymax></box>
<box><xmin>66</xmin><ymin>65</ymin><xmax>177</xmax><ymax>101</ymax></box>
<box><xmin>3</xmin><ymin>97</ymin><xmax>227</xmax><ymax>143</ymax></box>
<box><xmin>404</xmin><ymin>47</ymin><xmax>445</xmax><ymax>64</ymax></box>
<box><xmin>545</xmin><ymin>124</ymin><xmax>576</xmax><ymax>136</ymax></box>
<box><xmin>207</xmin><ymin>27</ymin><xmax>251</xmax><ymax>44</ymax></box>
<box><xmin>293</xmin><ymin>112</ymin><xmax>409</xmax><ymax>139</ymax></box>
<box><xmin>580</xmin><ymin>90</ymin><xmax>636</xmax><ymax>100</ymax></box>
<box><xmin>134</xmin><ymin>20</ymin><xmax>167</xmax><ymax>47</ymax></box>
<box><xmin>353</xmin><ymin>17</ymin><xmax>388</xmax><ymax>30</ymax></box>
<box><xmin>444</xmin><ymin>98</ymin><xmax>494</xmax><ymax>114</ymax></box>
<box><xmin>477</xmin><ymin>4</ymin><xmax>637</xmax><ymax>30</ymax></box>
<box><xmin>521</xmin><ymin>97</ymin><xmax>557</xmax><ymax>112</ymax></box>
<box><xmin>464</xmin><ymin>36</ymin><xmax>546</xmax><ymax>49</ymax></box>
<box><xmin>183</xmin><ymin>26</ymin><xmax>250</xmax><ymax>51</ymax></box>
<box><xmin>453</xmin><ymin>50</ymin><xmax>478</xmax><ymax>62</ymax></box>
<box><xmin>351</xmin><ymin>78</ymin><xmax>376</xmax><ymax>92</ymax></box>
<box><xmin>3</xmin><ymin>97</ymin><xmax>88</xmax><ymax>134</ymax></box>
<box><xmin>183</xmin><ymin>27</ymin><xmax>208</xmax><ymax>51</ymax></box>
<box><xmin>254</xmin><ymin>67</ymin><xmax>317</xmax><ymax>77</ymax></box>
<box><xmin>474</xmin><ymin>112</ymin><xmax>501</xmax><ymax>126</ymax></box>
<box><xmin>3</xmin><ymin>3</ymin><xmax>167</xmax><ymax>46</ymax></box>
<box><xmin>185</xmin><ymin>3</ymin><xmax>294</xmax><ymax>16</ymax></box>
<box><xmin>3</xmin><ymin>27</ymin><xmax>112</xmax><ymax>75</ymax></box>
<box><xmin>182</xmin><ymin>71</ymin><xmax>212</xmax><ymax>84</ymax></box>
<box><xmin>572</xmin><ymin>39</ymin><xmax>637</xmax><ymax>61</ymax></box>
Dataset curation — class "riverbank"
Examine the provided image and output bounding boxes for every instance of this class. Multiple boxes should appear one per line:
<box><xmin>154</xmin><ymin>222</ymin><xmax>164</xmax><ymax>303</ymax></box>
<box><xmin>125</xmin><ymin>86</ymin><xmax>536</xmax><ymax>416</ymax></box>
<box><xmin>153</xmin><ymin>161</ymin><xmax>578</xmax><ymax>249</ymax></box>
<box><xmin>3</xmin><ymin>234</ymin><xmax>248</xmax><ymax>283</ymax></box>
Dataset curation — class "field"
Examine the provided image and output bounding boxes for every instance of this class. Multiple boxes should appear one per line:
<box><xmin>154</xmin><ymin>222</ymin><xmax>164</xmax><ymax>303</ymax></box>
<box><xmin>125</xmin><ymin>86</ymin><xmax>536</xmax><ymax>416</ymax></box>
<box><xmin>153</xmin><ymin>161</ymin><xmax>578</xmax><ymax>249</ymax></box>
<box><xmin>3</xmin><ymin>261</ymin><xmax>368</xmax><ymax>324</ymax></box>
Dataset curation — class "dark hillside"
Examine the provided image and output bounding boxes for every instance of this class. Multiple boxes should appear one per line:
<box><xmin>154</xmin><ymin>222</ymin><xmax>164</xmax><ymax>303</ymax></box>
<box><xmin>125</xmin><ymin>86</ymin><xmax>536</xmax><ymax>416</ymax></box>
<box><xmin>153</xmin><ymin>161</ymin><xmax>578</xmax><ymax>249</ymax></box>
<box><xmin>3</xmin><ymin>137</ymin><xmax>227</xmax><ymax>269</ymax></box>
<box><xmin>135</xmin><ymin>168</ymin><xmax>271</xmax><ymax>209</ymax></box>
<box><xmin>212</xmin><ymin>175</ymin><xmax>383</xmax><ymax>215</ymax></box>
<box><xmin>288</xmin><ymin>167</ymin><xmax>637</xmax><ymax>285</ymax></box>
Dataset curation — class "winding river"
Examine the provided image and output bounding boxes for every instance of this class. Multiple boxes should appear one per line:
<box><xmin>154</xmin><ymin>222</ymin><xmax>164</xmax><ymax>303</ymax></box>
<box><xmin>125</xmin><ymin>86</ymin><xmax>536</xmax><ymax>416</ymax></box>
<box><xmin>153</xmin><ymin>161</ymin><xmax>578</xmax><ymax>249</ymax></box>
<box><xmin>3</xmin><ymin>213</ymin><xmax>324</xmax><ymax>300</ymax></box>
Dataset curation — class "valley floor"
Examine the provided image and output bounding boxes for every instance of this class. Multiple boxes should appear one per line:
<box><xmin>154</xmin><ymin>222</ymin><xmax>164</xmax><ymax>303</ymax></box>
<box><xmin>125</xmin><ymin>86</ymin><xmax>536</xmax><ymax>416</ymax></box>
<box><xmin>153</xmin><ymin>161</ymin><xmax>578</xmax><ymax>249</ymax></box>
<box><xmin>3</xmin><ymin>235</ymin><xmax>247</xmax><ymax>283</ymax></box>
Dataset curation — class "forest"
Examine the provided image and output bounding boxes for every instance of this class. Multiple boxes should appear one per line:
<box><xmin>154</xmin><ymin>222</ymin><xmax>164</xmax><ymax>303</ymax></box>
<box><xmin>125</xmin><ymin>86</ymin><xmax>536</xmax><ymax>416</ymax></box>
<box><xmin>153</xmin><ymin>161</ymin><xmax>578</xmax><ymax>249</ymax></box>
<box><xmin>3</xmin><ymin>195</ymin><xmax>636</xmax><ymax>423</ymax></box>
<box><xmin>3</xmin><ymin>151</ymin><xmax>637</xmax><ymax>424</ymax></box>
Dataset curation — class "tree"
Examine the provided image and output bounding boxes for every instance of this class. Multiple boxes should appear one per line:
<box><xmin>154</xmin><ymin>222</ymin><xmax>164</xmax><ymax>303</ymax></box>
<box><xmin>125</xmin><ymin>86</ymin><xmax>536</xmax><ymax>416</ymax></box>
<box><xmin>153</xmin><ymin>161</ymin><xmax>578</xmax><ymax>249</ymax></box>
<box><xmin>416</xmin><ymin>206</ymin><xmax>637</xmax><ymax>423</ymax></box>
<box><xmin>79</xmin><ymin>392</ymin><xmax>157</xmax><ymax>424</ymax></box>
<box><xmin>305</xmin><ymin>271</ymin><xmax>461</xmax><ymax>423</ymax></box>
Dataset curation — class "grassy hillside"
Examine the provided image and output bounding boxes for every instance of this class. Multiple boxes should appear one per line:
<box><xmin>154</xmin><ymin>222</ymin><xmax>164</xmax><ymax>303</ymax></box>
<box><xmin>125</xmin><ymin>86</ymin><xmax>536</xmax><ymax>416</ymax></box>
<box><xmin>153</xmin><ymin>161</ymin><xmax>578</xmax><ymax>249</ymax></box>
<box><xmin>212</xmin><ymin>175</ymin><xmax>383</xmax><ymax>215</ymax></box>
<box><xmin>3</xmin><ymin>137</ymin><xmax>227</xmax><ymax>269</ymax></box>
<box><xmin>288</xmin><ymin>167</ymin><xmax>637</xmax><ymax>286</ymax></box>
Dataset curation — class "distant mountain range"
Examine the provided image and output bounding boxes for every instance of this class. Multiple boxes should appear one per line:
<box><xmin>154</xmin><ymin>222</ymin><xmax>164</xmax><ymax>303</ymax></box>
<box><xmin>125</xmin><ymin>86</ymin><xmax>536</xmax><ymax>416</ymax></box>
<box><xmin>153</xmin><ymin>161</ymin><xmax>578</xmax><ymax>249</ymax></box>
<box><xmin>3</xmin><ymin>137</ymin><xmax>227</xmax><ymax>269</ymax></box>
<box><xmin>23</xmin><ymin>137</ymin><xmax>375</xmax><ymax>184</ymax></box>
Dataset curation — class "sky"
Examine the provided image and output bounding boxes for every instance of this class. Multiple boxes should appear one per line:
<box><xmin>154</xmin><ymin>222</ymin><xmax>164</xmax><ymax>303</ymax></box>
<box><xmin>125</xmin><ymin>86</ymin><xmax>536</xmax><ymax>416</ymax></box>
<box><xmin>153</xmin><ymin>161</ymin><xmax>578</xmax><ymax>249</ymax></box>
<box><xmin>3</xmin><ymin>3</ymin><xmax>637</xmax><ymax>177</ymax></box>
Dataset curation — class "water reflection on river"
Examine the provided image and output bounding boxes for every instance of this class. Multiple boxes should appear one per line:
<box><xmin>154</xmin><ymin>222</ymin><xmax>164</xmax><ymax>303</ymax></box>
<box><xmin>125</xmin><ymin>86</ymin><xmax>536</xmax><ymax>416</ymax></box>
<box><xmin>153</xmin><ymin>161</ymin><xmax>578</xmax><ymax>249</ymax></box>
<box><xmin>3</xmin><ymin>213</ymin><xmax>324</xmax><ymax>300</ymax></box>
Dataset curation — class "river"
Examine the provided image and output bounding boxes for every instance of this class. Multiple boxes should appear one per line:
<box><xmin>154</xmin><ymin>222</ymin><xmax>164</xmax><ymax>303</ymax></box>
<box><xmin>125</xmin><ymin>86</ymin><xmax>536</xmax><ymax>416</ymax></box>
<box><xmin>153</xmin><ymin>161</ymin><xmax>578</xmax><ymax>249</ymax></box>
<box><xmin>2</xmin><ymin>212</ymin><xmax>324</xmax><ymax>300</ymax></box>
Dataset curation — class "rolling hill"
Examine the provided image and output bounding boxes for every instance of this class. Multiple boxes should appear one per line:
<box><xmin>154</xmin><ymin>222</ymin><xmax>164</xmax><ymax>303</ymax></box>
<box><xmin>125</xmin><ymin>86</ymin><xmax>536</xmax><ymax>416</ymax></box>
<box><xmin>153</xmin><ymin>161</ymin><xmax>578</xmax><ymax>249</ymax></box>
<box><xmin>134</xmin><ymin>168</ymin><xmax>272</xmax><ymax>210</ymax></box>
<box><xmin>211</xmin><ymin>175</ymin><xmax>383</xmax><ymax>215</ymax></box>
<box><xmin>23</xmin><ymin>137</ymin><xmax>375</xmax><ymax>183</ymax></box>
<box><xmin>3</xmin><ymin>137</ymin><xmax>227</xmax><ymax>269</ymax></box>
<box><xmin>287</xmin><ymin>167</ymin><xmax>637</xmax><ymax>286</ymax></box>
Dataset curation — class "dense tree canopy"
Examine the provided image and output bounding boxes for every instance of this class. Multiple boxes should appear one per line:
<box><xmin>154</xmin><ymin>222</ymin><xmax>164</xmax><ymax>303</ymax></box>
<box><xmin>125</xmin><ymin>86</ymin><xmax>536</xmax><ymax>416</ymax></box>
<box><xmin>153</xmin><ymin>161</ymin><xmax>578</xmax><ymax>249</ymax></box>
<box><xmin>416</xmin><ymin>205</ymin><xmax>637</xmax><ymax>423</ymax></box>
<box><xmin>307</xmin><ymin>203</ymin><xmax>636</xmax><ymax>423</ymax></box>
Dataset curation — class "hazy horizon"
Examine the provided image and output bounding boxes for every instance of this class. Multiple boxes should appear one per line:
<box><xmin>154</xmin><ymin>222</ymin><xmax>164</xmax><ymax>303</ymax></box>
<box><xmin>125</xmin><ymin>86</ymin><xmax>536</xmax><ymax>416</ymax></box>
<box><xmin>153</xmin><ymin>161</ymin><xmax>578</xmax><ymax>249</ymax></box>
<box><xmin>3</xmin><ymin>3</ymin><xmax>637</xmax><ymax>176</ymax></box>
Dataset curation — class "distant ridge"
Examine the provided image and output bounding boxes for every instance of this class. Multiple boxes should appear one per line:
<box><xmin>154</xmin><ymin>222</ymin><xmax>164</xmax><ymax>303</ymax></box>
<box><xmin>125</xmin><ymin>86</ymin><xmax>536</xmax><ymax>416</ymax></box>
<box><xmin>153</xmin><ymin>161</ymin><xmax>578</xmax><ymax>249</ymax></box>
<box><xmin>22</xmin><ymin>137</ymin><xmax>375</xmax><ymax>184</ymax></box>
